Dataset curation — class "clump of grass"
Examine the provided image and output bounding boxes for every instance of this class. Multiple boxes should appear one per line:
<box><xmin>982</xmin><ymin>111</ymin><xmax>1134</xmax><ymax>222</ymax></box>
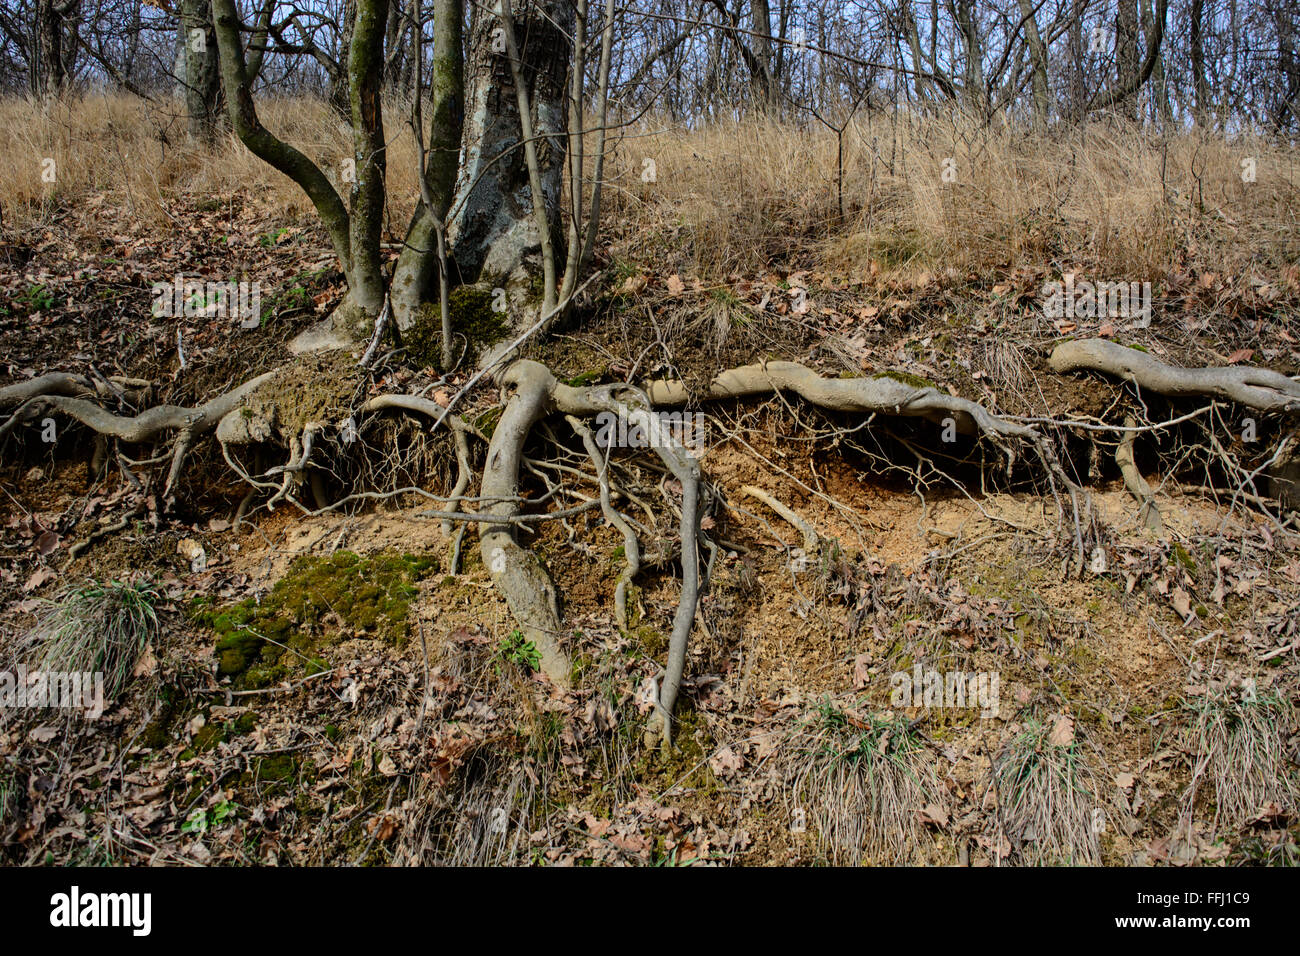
<box><xmin>1184</xmin><ymin>688</ymin><xmax>1300</xmax><ymax>829</ymax></box>
<box><xmin>989</xmin><ymin>716</ymin><xmax>1102</xmax><ymax>865</ymax></box>
<box><xmin>17</xmin><ymin>579</ymin><xmax>160</xmax><ymax>704</ymax></box>
<box><xmin>0</xmin><ymin>769</ymin><xmax>12</xmax><ymax>829</ymax></box>
<box><xmin>791</xmin><ymin>698</ymin><xmax>942</xmax><ymax>864</ymax></box>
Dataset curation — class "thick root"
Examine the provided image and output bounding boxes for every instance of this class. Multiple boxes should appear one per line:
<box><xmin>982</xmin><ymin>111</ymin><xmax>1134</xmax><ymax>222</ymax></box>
<box><xmin>7</xmin><ymin>370</ymin><xmax>278</xmax><ymax>444</ymax></box>
<box><xmin>1116</xmin><ymin>416</ymin><xmax>1163</xmax><ymax>534</ymax></box>
<box><xmin>478</xmin><ymin>361</ymin><xmax>570</xmax><ymax>687</ymax></box>
<box><xmin>642</xmin><ymin>361</ymin><xmax>1042</xmax><ymax>441</ymax></box>
<box><xmin>1049</xmin><ymin>339</ymin><xmax>1300</xmax><ymax>412</ymax></box>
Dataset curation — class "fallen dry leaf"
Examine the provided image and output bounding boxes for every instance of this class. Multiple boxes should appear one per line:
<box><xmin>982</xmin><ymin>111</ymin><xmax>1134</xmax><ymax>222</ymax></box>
<box><xmin>917</xmin><ymin>804</ymin><xmax>949</xmax><ymax>827</ymax></box>
<box><xmin>1048</xmin><ymin>714</ymin><xmax>1075</xmax><ymax>747</ymax></box>
<box><xmin>708</xmin><ymin>746</ymin><xmax>743</xmax><ymax>776</ymax></box>
<box><xmin>24</xmin><ymin>567</ymin><xmax>56</xmax><ymax>592</ymax></box>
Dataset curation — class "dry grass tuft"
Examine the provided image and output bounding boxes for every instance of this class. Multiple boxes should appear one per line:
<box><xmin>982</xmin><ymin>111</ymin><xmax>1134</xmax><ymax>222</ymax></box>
<box><xmin>1184</xmin><ymin>687</ymin><xmax>1300</xmax><ymax>830</ymax></box>
<box><xmin>790</xmin><ymin>699</ymin><xmax>943</xmax><ymax>864</ymax></box>
<box><xmin>989</xmin><ymin>715</ymin><xmax>1104</xmax><ymax>865</ymax></box>
<box><xmin>13</xmin><ymin>578</ymin><xmax>161</xmax><ymax>704</ymax></box>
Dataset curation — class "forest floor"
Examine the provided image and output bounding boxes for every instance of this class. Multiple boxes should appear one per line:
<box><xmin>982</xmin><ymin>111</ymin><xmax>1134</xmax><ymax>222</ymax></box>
<box><xmin>1</xmin><ymin>102</ymin><xmax>1299</xmax><ymax>865</ymax></box>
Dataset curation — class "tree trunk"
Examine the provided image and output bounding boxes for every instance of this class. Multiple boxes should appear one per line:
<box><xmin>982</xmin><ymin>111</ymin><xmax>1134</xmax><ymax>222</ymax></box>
<box><xmin>1087</xmin><ymin>0</ymin><xmax>1167</xmax><ymax>114</ymax></box>
<box><xmin>448</xmin><ymin>0</ymin><xmax>573</xmax><ymax>289</ymax></box>
<box><xmin>1139</xmin><ymin>0</ymin><xmax>1169</xmax><ymax>121</ymax></box>
<box><xmin>328</xmin><ymin>0</ymin><xmax>359</xmax><ymax>119</ymax></box>
<box><xmin>748</xmin><ymin>0</ymin><xmax>776</xmax><ymax>110</ymax></box>
<box><xmin>214</xmin><ymin>0</ymin><xmax>377</xmax><ymax>350</ymax></box>
<box><xmin>1115</xmin><ymin>0</ymin><xmax>1139</xmax><ymax>119</ymax></box>
<box><xmin>900</xmin><ymin>1</ymin><xmax>929</xmax><ymax>104</ymax></box>
<box><xmin>1191</xmin><ymin>0</ymin><xmax>1208</xmax><ymax>125</ymax></box>
<box><xmin>181</xmin><ymin>0</ymin><xmax>223</xmax><ymax>143</ymax></box>
<box><xmin>33</xmin><ymin>0</ymin><xmax>66</xmax><ymax>96</ymax></box>
<box><xmin>1017</xmin><ymin>0</ymin><xmax>1050</xmax><ymax>131</ymax></box>
<box><xmin>952</xmin><ymin>0</ymin><xmax>985</xmax><ymax>113</ymax></box>
<box><xmin>344</xmin><ymin>0</ymin><xmax>391</xmax><ymax>318</ymax></box>
<box><xmin>1067</xmin><ymin>0</ymin><xmax>1085</xmax><ymax>119</ymax></box>
<box><xmin>391</xmin><ymin>0</ymin><xmax>466</xmax><ymax>331</ymax></box>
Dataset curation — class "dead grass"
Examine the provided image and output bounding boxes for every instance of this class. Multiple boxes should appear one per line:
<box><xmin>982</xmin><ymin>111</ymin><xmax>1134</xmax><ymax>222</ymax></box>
<box><xmin>0</xmin><ymin>94</ymin><xmax>422</xmax><ymax>233</ymax></box>
<box><xmin>3</xmin><ymin>96</ymin><xmax>1295</xmax><ymax>292</ymax></box>
<box><xmin>790</xmin><ymin>698</ymin><xmax>944</xmax><ymax>864</ymax></box>
<box><xmin>1184</xmin><ymin>687</ymin><xmax>1300</xmax><ymax>830</ymax></box>
<box><xmin>989</xmin><ymin>715</ymin><xmax>1105</xmax><ymax>865</ymax></box>
<box><xmin>605</xmin><ymin>113</ymin><xmax>1300</xmax><ymax>282</ymax></box>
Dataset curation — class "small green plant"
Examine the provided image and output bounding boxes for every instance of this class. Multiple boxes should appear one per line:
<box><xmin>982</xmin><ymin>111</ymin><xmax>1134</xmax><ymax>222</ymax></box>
<box><xmin>258</xmin><ymin>227</ymin><xmax>291</xmax><ymax>248</ymax></box>
<box><xmin>181</xmin><ymin>800</ymin><xmax>237</xmax><ymax>835</ymax></box>
<box><xmin>494</xmin><ymin>630</ymin><xmax>541</xmax><ymax>673</ymax></box>
<box><xmin>18</xmin><ymin>282</ymin><xmax>59</xmax><ymax>312</ymax></box>
<box><xmin>654</xmin><ymin>847</ymin><xmax>704</xmax><ymax>867</ymax></box>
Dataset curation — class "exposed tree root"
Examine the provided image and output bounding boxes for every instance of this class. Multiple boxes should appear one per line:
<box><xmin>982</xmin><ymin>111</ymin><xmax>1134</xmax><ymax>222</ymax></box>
<box><xmin>0</xmin><ymin>372</ymin><xmax>151</xmax><ymax>410</ymax></box>
<box><xmin>1052</xmin><ymin>338</ymin><xmax>1300</xmax><ymax>519</ymax></box>
<box><xmin>642</xmin><ymin>360</ymin><xmax>1084</xmax><ymax>548</ymax></box>
<box><xmin>475</xmin><ymin>362</ymin><xmax>570</xmax><ymax>689</ymax></box>
<box><xmin>567</xmin><ymin>414</ymin><xmax>640</xmax><ymax>632</ymax></box>
<box><xmin>740</xmin><ymin>485</ymin><xmax>823</xmax><ymax>557</ymax></box>
<box><xmin>547</xmin><ymin>372</ymin><xmax>703</xmax><ymax>744</ymax></box>
<box><xmin>13</xmin><ymin>343</ymin><xmax>1300</xmax><ymax>751</ymax></box>
<box><xmin>2</xmin><ymin>370</ymin><xmax>278</xmax><ymax>443</ymax></box>
<box><xmin>1049</xmin><ymin>339</ymin><xmax>1300</xmax><ymax>412</ymax></box>
<box><xmin>1116</xmin><ymin>415</ymin><xmax>1163</xmax><ymax>534</ymax></box>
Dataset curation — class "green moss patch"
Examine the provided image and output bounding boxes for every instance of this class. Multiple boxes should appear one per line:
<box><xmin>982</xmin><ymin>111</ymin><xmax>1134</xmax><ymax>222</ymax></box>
<box><xmin>192</xmin><ymin>550</ymin><xmax>436</xmax><ymax>689</ymax></box>
<box><xmin>407</xmin><ymin>286</ymin><xmax>508</xmax><ymax>369</ymax></box>
<box><xmin>872</xmin><ymin>370</ymin><xmax>934</xmax><ymax>390</ymax></box>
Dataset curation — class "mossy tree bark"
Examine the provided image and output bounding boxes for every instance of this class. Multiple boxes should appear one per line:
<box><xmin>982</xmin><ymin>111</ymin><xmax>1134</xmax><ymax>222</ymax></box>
<box><xmin>213</xmin><ymin>0</ymin><xmax>390</xmax><ymax>347</ymax></box>
<box><xmin>213</xmin><ymin>0</ymin><xmax>353</xmax><ymax>272</ymax></box>
<box><xmin>211</xmin><ymin>0</ymin><xmax>585</xmax><ymax>361</ymax></box>
<box><xmin>447</xmin><ymin>0</ymin><xmax>572</xmax><ymax>287</ymax></box>
<box><xmin>344</xmin><ymin>0</ymin><xmax>391</xmax><ymax>318</ymax></box>
<box><xmin>391</xmin><ymin>0</ymin><xmax>465</xmax><ymax>333</ymax></box>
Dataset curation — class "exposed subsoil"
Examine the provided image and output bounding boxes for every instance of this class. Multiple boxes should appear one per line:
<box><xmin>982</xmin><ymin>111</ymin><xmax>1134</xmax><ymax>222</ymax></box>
<box><xmin>2</xmin><ymin>192</ymin><xmax>1299</xmax><ymax>867</ymax></box>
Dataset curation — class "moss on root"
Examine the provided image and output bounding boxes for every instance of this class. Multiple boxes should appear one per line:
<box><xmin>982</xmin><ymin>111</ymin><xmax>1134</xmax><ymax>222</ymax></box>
<box><xmin>872</xmin><ymin>370</ymin><xmax>934</xmax><ymax>389</ymax></box>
